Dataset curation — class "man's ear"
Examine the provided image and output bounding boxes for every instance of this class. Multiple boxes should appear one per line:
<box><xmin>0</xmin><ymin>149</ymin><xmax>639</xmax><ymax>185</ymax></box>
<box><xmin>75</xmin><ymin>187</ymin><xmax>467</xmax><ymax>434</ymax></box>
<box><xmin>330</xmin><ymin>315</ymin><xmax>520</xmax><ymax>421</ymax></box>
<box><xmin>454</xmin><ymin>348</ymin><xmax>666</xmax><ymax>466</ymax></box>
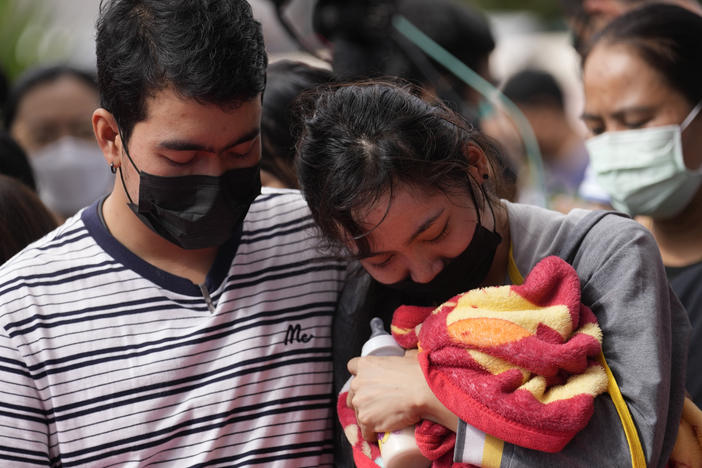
<box><xmin>464</xmin><ymin>142</ymin><xmax>490</xmax><ymax>182</ymax></box>
<box><xmin>92</xmin><ymin>108</ymin><xmax>122</xmax><ymax>168</ymax></box>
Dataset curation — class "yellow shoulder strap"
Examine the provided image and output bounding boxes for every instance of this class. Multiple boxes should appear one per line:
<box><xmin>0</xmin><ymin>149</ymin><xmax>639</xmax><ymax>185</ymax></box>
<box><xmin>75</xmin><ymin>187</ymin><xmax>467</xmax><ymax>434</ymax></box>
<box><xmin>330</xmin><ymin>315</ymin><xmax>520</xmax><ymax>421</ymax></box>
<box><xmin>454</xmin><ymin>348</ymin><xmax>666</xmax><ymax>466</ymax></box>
<box><xmin>507</xmin><ymin>245</ymin><xmax>646</xmax><ymax>467</ymax></box>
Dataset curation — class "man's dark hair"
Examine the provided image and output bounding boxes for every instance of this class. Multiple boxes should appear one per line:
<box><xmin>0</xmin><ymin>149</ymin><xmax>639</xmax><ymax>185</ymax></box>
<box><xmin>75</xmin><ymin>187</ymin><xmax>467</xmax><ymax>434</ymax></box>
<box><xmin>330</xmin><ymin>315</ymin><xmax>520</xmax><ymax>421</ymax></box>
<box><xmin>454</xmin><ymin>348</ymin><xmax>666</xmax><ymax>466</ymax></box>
<box><xmin>3</xmin><ymin>65</ymin><xmax>97</xmax><ymax>130</ymax></box>
<box><xmin>95</xmin><ymin>0</ymin><xmax>267</xmax><ymax>143</ymax></box>
<box><xmin>501</xmin><ymin>68</ymin><xmax>565</xmax><ymax>111</ymax></box>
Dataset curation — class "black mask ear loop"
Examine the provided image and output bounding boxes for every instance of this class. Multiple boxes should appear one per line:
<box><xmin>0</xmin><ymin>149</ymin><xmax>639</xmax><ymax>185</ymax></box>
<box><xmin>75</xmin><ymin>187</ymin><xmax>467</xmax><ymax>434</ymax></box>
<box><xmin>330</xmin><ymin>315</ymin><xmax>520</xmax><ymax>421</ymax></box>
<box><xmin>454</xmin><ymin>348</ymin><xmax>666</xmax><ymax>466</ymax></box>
<box><xmin>466</xmin><ymin>167</ymin><xmax>499</xmax><ymax>236</ymax></box>
<box><xmin>482</xmin><ymin>181</ymin><xmax>498</xmax><ymax>233</ymax></box>
<box><xmin>116</xmin><ymin>128</ymin><xmax>141</xmax><ymax>208</ymax></box>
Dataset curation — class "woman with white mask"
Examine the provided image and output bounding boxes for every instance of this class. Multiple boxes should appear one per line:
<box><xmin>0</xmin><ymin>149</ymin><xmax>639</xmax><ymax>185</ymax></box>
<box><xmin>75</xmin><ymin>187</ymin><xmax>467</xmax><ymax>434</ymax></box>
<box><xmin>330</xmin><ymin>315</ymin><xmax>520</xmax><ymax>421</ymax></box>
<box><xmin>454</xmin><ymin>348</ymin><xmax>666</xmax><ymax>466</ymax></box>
<box><xmin>582</xmin><ymin>3</ymin><xmax>702</xmax><ymax>406</ymax></box>
<box><xmin>4</xmin><ymin>65</ymin><xmax>113</xmax><ymax>219</ymax></box>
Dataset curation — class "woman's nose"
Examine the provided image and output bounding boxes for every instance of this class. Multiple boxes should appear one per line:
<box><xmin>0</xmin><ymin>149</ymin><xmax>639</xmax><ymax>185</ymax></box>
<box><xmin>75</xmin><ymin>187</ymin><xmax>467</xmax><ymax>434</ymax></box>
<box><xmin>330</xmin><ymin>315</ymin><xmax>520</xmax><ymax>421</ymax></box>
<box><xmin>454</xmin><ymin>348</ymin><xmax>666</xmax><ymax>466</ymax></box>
<box><xmin>408</xmin><ymin>256</ymin><xmax>443</xmax><ymax>284</ymax></box>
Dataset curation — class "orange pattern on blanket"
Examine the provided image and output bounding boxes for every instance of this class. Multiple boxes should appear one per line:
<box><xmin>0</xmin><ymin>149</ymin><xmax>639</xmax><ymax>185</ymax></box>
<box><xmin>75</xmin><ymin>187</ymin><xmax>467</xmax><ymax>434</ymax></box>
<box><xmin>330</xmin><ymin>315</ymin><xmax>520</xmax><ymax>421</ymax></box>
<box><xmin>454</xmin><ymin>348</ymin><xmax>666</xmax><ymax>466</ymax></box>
<box><xmin>448</xmin><ymin>317</ymin><xmax>531</xmax><ymax>347</ymax></box>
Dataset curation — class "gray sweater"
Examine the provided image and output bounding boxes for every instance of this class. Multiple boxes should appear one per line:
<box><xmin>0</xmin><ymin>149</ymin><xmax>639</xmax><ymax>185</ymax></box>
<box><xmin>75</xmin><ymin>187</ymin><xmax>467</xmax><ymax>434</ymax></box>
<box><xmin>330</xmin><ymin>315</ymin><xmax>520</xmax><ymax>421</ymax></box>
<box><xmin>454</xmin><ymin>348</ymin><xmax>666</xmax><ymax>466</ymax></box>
<box><xmin>457</xmin><ymin>202</ymin><xmax>689</xmax><ymax>467</ymax></box>
<box><xmin>332</xmin><ymin>202</ymin><xmax>689</xmax><ymax>467</ymax></box>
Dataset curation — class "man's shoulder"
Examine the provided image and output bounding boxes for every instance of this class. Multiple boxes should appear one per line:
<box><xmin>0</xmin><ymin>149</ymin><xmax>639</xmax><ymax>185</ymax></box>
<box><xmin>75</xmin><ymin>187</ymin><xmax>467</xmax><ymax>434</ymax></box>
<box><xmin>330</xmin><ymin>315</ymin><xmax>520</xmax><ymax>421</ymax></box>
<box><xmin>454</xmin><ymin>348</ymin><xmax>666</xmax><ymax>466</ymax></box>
<box><xmin>249</xmin><ymin>187</ymin><xmax>308</xmax><ymax>212</ymax></box>
<box><xmin>244</xmin><ymin>188</ymin><xmax>313</xmax><ymax>230</ymax></box>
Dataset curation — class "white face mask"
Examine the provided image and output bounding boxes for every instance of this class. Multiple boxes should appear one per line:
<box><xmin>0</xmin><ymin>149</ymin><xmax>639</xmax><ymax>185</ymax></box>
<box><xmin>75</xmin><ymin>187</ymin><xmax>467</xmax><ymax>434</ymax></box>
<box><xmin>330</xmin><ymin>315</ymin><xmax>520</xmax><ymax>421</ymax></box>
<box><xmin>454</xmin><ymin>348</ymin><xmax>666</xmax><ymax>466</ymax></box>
<box><xmin>585</xmin><ymin>101</ymin><xmax>702</xmax><ymax>219</ymax></box>
<box><xmin>30</xmin><ymin>136</ymin><xmax>114</xmax><ymax>217</ymax></box>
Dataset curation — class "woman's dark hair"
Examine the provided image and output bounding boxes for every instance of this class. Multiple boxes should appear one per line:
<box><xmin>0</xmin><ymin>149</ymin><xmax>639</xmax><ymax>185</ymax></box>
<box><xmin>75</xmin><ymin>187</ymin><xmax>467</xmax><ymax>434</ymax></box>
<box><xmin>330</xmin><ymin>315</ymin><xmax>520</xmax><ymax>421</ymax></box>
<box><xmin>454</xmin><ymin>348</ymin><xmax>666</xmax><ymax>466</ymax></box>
<box><xmin>584</xmin><ymin>3</ymin><xmax>702</xmax><ymax>105</ymax></box>
<box><xmin>296</xmin><ymin>81</ymin><xmax>505</xmax><ymax>257</ymax></box>
<box><xmin>261</xmin><ymin>60</ymin><xmax>335</xmax><ymax>189</ymax></box>
<box><xmin>0</xmin><ymin>130</ymin><xmax>36</xmax><ymax>190</ymax></box>
<box><xmin>0</xmin><ymin>174</ymin><xmax>57</xmax><ymax>264</ymax></box>
<box><xmin>3</xmin><ymin>65</ymin><xmax>97</xmax><ymax>130</ymax></box>
<box><xmin>95</xmin><ymin>0</ymin><xmax>267</xmax><ymax>143</ymax></box>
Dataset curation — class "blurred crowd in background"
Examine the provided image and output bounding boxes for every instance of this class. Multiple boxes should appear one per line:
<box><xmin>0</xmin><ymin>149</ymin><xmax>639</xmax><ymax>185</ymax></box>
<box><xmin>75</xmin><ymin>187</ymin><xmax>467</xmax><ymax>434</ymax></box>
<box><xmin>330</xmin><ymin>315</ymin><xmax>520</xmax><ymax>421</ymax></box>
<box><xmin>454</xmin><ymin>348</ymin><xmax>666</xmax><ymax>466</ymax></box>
<box><xmin>0</xmin><ymin>0</ymin><xmax>700</xmax><ymax>254</ymax></box>
<box><xmin>0</xmin><ymin>0</ymin><xmax>601</xmax><ymax>231</ymax></box>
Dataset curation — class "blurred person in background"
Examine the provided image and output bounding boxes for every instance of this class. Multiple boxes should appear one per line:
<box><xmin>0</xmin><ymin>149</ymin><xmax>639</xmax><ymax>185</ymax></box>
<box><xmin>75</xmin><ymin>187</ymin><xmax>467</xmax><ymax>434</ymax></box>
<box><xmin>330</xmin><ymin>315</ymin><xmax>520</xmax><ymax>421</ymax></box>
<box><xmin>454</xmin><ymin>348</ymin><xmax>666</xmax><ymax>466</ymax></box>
<box><xmin>261</xmin><ymin>59</ymin><xmax>334</xmax><ymax>189</ymax></box>
<box><xmin>0</xmin><ymin>129</ymin><xmax>36</xmax><ymax>190</ymax></box>
<box><xmin>582</xmin><ymin>3</ymin><xmax>702</xmax><ymax>406</ymax></box>
<box><xmin>560</xmin><ymin>0</ymin><xmax>702</xmax><ymax>57</ymax></box>
<box><xmin>4</xmin><ymin>64</ymin><xmax>113</xmax><ymax>219</ymax></box>
<box><xmin>315</xmin><ymin>0</ymin><xmax>495</xmax><ymax>127</ymax></box>
<box><xmin>559</xmin><ymin>0</ymin><xmax>702</xmax><ymax>211</ymax></box>
<box><xmin>0</xmin><ymin>173</ymin><xmax>57</xmax><ymax>264</ymax></box>
<box><xmin>0</xmin><ymin>64</ymin><xmax>8</xmax><ymax>121</ymax></box>
<box><xmin>496</xmin><ymin>68</ymin><xmax>591</xmax><ymax>212</ymax></box>
<box><xmin>315</xmin><ymin>0</ymin><xmax>518</xmax><ymax>201</ymax></box>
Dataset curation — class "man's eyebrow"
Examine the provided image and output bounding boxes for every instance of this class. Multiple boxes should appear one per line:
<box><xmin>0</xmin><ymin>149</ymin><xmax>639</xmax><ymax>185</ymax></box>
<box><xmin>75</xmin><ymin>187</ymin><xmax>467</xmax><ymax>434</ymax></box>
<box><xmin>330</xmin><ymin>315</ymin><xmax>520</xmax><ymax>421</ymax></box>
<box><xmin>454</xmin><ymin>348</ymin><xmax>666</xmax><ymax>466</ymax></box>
<box><xmin>356</xmin><ymin>208</ymin><xmax>445</xmax><ymax>260</ymax></box>
<box><xmin>157</xmin><ymin>128</ymin><xmax>260</xmax><ymax>153</ymax></box>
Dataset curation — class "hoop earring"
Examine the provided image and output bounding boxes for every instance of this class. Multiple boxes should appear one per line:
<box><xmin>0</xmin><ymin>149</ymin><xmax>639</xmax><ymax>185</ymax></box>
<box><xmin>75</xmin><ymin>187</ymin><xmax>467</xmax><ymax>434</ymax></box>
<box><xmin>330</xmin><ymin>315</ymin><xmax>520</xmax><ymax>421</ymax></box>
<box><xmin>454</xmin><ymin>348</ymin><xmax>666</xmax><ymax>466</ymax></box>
<box><xmin>110</xmin><ymin>163</ymin><xmax>117</xmax><ymax>174</ymax></box>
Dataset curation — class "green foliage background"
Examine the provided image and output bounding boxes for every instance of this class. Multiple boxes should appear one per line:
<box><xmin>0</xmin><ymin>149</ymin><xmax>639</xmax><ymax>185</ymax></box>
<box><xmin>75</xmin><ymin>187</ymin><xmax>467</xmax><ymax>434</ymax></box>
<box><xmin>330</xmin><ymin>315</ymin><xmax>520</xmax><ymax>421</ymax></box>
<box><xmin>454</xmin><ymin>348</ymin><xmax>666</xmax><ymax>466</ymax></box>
<box><xmin>0</xmin><ymin>0</ymin><xmax>71</xmax><ymax>83</ymax></box>
<box><xmin>465</xmin><ymin>0</ymin><xmax>567</xmax><ymax>26</ymax></box>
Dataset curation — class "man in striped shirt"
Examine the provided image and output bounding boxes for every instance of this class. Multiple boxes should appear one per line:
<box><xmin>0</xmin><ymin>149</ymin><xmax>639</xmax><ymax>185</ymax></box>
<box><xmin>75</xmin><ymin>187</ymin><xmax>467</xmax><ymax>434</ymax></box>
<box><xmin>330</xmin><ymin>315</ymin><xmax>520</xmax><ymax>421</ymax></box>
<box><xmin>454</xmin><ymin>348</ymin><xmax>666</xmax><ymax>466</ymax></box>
<box><xmin>0</xmin><ymin>1</ymin><xmax>346</xmax><ymax>466</ymax></box>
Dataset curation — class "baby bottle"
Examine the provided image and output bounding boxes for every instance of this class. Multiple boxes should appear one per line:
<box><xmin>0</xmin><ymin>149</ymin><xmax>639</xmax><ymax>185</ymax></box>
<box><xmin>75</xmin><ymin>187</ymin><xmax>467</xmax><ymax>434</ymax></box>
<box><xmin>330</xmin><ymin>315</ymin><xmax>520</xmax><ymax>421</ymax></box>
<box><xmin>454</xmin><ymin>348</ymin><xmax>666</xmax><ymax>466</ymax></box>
<box><xmin>361</xmin><ymin>317</ymin><xmax>431</xmax><ymax>468</ymax></box>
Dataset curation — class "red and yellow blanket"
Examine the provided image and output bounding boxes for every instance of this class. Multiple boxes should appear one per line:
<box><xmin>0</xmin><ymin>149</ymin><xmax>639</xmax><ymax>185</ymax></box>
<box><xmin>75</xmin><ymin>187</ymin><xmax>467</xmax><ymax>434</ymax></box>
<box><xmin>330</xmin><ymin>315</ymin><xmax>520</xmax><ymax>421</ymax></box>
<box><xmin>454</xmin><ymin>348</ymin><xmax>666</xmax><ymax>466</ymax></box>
<box><xmin>338</xmin><ymin>256</ymin><xmax>609</xmax><ymax>467</ymax></box>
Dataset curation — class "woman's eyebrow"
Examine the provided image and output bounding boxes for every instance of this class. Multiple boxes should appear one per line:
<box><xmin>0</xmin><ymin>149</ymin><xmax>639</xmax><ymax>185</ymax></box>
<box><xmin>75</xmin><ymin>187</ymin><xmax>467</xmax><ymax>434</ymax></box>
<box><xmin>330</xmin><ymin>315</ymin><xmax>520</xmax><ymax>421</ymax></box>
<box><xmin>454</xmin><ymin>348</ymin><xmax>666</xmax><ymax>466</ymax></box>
<box><xmin>405</xmin><ymin>208</ymin><xmax>444</xmax><ymax>245</ymax></box>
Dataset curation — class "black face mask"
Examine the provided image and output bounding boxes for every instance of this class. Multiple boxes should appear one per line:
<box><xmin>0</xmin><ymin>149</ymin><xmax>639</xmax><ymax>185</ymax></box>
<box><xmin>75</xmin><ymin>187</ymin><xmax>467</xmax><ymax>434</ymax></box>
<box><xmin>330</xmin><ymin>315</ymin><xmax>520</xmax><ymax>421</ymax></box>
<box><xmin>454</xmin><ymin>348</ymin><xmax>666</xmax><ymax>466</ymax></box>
<box><xmin>384</xmin><ymin>219</ymin><xmax>502</xmax><ymax>307</ymax></box>
<box><xmin>118</xmin><ymin>140</ymin><xmax>261</xmax><ymax>250</ymax></box>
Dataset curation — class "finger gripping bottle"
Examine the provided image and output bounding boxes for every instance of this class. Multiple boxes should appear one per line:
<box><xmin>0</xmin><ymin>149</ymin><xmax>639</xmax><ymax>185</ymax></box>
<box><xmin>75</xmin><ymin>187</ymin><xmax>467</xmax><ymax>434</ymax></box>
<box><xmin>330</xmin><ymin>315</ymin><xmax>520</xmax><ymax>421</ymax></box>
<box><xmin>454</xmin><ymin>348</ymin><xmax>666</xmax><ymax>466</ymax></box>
<box><xmin>362</xmin><ymin>317</ymin><xmax>431</xmax><ymax>468</ymax></box>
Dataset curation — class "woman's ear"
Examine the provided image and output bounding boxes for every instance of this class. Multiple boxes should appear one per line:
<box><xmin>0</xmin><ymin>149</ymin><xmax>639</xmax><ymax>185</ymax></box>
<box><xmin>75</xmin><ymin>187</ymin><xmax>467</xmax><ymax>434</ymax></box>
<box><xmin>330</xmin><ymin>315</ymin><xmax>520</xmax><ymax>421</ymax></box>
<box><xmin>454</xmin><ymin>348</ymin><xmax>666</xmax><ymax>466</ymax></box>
<box><xmin>92</xmin><ymin>108</ymin><xmax>122</xmax><ymax>169</ymax></box>
<box><xmin>464</xmin><ymin>142</ymin><xmax>490</xmax><ymax>182</ymax></box>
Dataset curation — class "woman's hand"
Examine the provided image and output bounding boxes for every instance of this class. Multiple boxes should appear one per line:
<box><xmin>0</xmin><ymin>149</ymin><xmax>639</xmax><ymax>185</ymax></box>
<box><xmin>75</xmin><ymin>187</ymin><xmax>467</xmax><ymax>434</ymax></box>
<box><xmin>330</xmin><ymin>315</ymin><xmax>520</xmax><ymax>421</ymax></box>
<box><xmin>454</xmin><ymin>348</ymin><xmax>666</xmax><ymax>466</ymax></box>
<box><xmin>346</xmin><ymin>349</ymin><xmax>458</xmax><ymax>441</ymax></box>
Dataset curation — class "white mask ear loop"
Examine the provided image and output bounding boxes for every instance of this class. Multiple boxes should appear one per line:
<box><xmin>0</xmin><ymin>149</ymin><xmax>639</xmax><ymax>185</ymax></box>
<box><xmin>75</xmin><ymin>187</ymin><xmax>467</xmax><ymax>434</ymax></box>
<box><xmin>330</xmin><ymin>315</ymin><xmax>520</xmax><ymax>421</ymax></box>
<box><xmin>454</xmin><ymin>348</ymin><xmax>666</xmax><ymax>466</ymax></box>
<box><xmin>680</xmin><ymin>100</ymin><xmax>702</xmax><ymax>173</ymax></box>
<box><xmin>681</xmin><ymin>100</ymin><xmax>702</xmax><ymax>132</ymax></box>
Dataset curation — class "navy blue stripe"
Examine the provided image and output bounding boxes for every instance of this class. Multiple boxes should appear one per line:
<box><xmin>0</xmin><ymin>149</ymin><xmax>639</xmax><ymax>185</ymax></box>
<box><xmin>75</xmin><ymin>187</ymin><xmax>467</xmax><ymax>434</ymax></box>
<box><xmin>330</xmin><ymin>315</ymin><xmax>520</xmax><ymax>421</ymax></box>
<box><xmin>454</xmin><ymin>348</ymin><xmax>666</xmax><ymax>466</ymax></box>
<box><xmin>0</xmin><ymin>445</ymin><xmax>48</xmax><ymax>461</ymax></box>
<box><xmin>0</xmin><ymin>355</ymin><xmax>29</xmax><ymax>369</ymax></box>
<box><xmin>0</xmin><ymin>401</ymin><xmax>46</xmax><ymax>417</ymax></box>
<box><xmin>0</xmin><ymin>363</ymin><xmax>31</xmax><ymax>378</ymax></box>
<box><xmin>252</xmin><ymin>192</ymin><xmax>285</xmax><ymax>203</ymax></box>
<box><xmin>27</xmin><ymin>303</ymin><xmax>335</xmax><ymax>377</ymax></box>
<box><xmin>8</xmin><ymin>298</ymin><xmax>207</xmax><ymax>338</ymax></box>
<box><xmin>49</xmin><ymin>225</ymin><xmax>84</xmax><ymax>241</ymax></box>
<box><xmin>0</xmin><ymin>260</ymin><xmax>121</xmax><ymax>296</ymax></box>
<box><xmin>6</xmin><ymin>295</ymin><xmax>164</xmax><ymax>330</ymax></box>
<box><xmin>49</xmin><ymin>349</ymin><xmax>332</xmax><ymax>421</ymax></box>
<box><xmin>194</xmin><ymin>443</ymin><xmax>333</xmax><ymax>468</ymax></box>
<box><xmin>0</xmin><ymin>266</ymin><xmax>127</xmax><ymax>301</ymax></box>
<box><xmin>242</xmin><ymin>215</ymin><xmax>312</xmax><ymax>237</ymax></box>
<box><xmin>0</xmin><ymin>453</ymin><xmax>48</xmax><ymax>466</ymax></box>
<box><xmin>58</xmin><ymin>399</ymin><xmax>333</xmax><ymax>466</ymax></box>
<box><xmin>0</xmin><ymin>408</ymin><xmax>46</xmax><ymax>425</ymax></box>
<box><xmin>226</xmin><ymin>264</ymin><xmax>345</xmax><ymax>292</ymax></box>
<box><xmin>240</xmin><ymin>222</ymin><xmax>318</xmax><ymax>244</ymax></box>
<box><xmin>36</xmin><ymin>231</ymin><xmax>91</xmax><ymax>251</ymax></box>
<box><xmin>227</xmin><ymin>259</ymin><xmax>342</xmax><ymax>283</ymax></box>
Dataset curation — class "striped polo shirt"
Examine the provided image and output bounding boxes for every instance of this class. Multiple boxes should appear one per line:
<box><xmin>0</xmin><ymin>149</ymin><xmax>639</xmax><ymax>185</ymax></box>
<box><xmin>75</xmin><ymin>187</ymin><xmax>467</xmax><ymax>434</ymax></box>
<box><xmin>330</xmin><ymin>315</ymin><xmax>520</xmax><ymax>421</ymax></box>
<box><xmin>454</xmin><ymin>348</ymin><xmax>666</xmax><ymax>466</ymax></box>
<box><xmin>0</xmin><ymin>188</ymin><xmax>347</xmax><ymax>467</ymax></box>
